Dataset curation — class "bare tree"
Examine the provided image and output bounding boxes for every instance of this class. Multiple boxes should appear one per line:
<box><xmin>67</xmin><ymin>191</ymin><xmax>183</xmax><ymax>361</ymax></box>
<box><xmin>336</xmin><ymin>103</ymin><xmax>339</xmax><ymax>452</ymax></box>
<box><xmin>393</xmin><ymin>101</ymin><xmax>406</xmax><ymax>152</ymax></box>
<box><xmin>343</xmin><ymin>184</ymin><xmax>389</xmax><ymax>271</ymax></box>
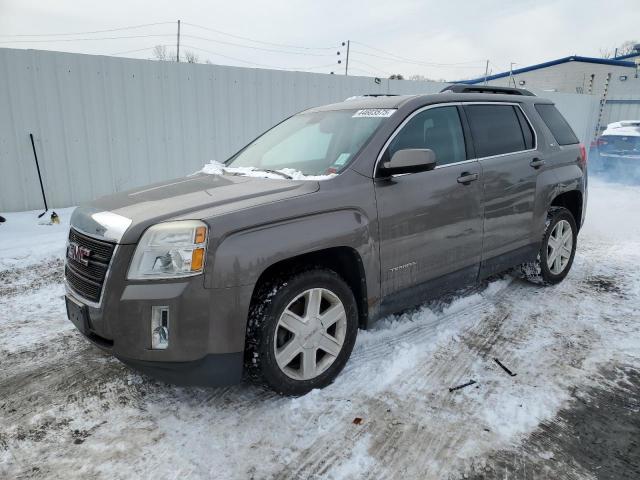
<box><xmin>152</xmin><ymin>45</ymin><xmax>172</xmax><ymax>61</ymax></box>
<box><xmin>152</xmin><ymin>45</ymin><xmax>207</xmax><ymax>64</ymax></box>
<box><xmin>408</xmin><ymin>74</ymin><xmax>436</xmax><ymax>82</ymax></box>
<box><xmin>601</xmin><ymin>40</ymin><xmax>638</xmax><ymax>58</ymax></box>
<box><xmin>617</xmin><ymin>40</ymin><xmax>639</xmax><ymax>56</ymax></box>
<box><xmin>599</xmin><ymin>47</ymin><xmax>614</xmax><ymax>59</ymax></box>
<box><xmin>184</xmin><ymin>51</ymin><xmax>200</xmax><ymax>64</ymax></box>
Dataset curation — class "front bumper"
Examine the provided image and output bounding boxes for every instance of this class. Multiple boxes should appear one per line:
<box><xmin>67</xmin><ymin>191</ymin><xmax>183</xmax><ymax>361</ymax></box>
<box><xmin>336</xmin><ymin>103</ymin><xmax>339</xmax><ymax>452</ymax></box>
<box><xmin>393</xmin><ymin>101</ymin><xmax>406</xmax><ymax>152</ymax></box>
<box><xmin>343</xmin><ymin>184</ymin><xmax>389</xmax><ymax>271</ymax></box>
<box><xmin>65</xmin><ymin>242</ymin><xmax>254</xmax><ymax>387</ymax></box>
<box><xmin>118</xmin><ymin>353</ymin><xmax>244</xmax><ymax>386</ymax></box>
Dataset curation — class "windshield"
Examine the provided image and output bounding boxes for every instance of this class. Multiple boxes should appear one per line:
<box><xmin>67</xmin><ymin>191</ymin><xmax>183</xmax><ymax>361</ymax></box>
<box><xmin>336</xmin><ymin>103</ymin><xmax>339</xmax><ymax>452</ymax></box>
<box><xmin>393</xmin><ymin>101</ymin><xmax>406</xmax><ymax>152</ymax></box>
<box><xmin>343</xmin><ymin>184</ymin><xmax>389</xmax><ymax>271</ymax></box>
<box><xmin>225</xmin><ymin>109</ymin><xmax>393</xmax><ymax>177</ymax></box>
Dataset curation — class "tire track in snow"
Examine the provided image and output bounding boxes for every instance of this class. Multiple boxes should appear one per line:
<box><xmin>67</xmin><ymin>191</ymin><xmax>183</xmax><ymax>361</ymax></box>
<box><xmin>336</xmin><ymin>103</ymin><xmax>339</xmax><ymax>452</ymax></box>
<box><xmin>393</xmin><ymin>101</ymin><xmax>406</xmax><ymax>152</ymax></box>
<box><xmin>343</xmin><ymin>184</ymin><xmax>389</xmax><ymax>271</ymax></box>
<box><xmin>274</xmin><ymin>252</ymin><xmax>609</xmax><ymax>480</ymax></box>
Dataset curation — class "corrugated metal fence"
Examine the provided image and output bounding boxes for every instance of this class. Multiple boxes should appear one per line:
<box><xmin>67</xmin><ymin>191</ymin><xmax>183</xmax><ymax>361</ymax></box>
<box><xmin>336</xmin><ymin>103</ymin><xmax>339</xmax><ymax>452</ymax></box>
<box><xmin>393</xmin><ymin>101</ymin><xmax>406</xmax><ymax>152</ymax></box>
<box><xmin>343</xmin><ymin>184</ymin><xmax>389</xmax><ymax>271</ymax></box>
<box><xmin>0</xmin><ymin>48</ymin><xmax>599</xmax><ymax>211</ymax></box>
<box><xmin>601</xmin><ymin>95</ymin><xmax>640</xmax><ymax>130</ymax></box>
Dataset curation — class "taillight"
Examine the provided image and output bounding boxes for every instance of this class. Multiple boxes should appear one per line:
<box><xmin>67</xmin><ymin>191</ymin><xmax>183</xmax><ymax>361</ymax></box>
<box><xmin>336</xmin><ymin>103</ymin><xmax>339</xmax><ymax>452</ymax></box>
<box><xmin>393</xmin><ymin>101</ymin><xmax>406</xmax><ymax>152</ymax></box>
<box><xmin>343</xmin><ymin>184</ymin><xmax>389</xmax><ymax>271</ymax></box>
<box><xmin>579</xmin><ymin>143</ymin><xmax>587</xmax><ymax>167</ymax></box>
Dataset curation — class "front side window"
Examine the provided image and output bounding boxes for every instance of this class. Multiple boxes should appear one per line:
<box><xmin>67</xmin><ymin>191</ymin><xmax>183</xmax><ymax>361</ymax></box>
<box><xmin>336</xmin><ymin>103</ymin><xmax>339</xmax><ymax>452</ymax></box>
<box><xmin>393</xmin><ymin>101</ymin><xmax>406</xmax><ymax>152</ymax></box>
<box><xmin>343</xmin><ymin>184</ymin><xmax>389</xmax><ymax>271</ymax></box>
<box><xmin>226</xmin><ymin>109</ymin><xmax>390</xmax><ymax>176</ymax></box>
<box><xmin>384</xmin><ymin>106</ymin><xmax>466</xmax><ymax>167</ymax></box>
<box><xmin>464</xmin><ymin>104</ymin><xmax>527</xmax><ymax>157</ymax></box>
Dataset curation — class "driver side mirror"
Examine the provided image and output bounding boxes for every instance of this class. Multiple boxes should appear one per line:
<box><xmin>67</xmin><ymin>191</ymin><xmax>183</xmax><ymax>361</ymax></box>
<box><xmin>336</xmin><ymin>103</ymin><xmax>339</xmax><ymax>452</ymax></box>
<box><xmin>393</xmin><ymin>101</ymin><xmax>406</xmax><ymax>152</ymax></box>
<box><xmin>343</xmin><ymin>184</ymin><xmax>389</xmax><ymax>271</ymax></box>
<box><xmin>378</xmin><ymin>149</ymin><xmax>437</xmax><ymax>177</ymax></box>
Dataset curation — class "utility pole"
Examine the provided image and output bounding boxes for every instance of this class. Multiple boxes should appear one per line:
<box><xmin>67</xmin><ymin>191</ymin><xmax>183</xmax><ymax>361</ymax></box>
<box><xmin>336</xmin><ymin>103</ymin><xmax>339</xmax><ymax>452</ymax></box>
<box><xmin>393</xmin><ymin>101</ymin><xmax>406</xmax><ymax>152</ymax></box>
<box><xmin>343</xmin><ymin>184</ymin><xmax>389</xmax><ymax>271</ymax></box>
<box><xmin>508</xmin><ymin>62</ymin><xmax>515</xmax><ymax>87</ymax></box>
<box><xmin>345</xmin><ymin>40</ymin><xmax>350</xmax><ymax>76</ymax></box>
<box><xmin>483</xmin><ymin>60</ymin><xmax>489</xmax><ymax>85</ymax></box>
<box><xmin>176</xmin><ymin>19</ymin><xmax>181</xmax><ymax>63</ymax></box>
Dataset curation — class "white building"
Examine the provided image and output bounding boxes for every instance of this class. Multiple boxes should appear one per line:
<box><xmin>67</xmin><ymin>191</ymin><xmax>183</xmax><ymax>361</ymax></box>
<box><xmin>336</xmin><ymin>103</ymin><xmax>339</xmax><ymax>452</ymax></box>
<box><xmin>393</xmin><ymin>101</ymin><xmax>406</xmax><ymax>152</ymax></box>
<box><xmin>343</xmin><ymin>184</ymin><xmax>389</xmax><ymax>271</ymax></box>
<box><xmin>457</xmin><ymin>51</ymin><xmax>640</xmax><ymax>96</ymax></box>
<box><xmin>456</xmin><ymin>48</ymin><xmax>640</xmax><ymax>138</ymax></box>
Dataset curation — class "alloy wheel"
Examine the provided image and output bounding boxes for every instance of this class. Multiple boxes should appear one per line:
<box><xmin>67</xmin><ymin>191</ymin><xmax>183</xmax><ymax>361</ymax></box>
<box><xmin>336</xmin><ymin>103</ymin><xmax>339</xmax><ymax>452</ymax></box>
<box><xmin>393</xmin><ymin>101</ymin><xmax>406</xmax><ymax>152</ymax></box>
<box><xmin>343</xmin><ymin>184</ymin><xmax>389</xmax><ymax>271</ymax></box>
<box><xmin>547</xmin><ymin>219</ymin><xmax>573</xmax><ymax>275</ymax></box>
<box><xmin>274</xmin><ymin>288</ymin><xmax>347</xmax><ymax>381</ymax></box>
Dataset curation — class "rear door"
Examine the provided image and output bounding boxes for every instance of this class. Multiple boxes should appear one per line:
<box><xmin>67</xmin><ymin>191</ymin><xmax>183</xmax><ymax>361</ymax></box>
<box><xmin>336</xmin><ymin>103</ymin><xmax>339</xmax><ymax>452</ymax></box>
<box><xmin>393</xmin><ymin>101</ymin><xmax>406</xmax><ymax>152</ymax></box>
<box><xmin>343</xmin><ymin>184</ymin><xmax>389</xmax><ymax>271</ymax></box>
<box><xmin>463</xmin><ymin>103</ymin><xmax>540</xmax><ymax>276</ymax></box>
<box><xmin>375</xmin><ymin>105</ymin><xmax>483</xmax><ymax>311</ymax></box>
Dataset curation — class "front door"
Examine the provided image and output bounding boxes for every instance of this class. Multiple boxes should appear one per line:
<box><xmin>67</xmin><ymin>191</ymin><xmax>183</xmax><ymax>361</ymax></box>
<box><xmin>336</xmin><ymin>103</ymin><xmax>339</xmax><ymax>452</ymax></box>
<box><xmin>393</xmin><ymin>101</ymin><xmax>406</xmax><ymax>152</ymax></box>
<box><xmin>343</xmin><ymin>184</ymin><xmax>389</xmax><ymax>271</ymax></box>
<box><xmin>374</xmin><ymin>105</ymin><xmax>484</xmax><ymax>313</ymax></box>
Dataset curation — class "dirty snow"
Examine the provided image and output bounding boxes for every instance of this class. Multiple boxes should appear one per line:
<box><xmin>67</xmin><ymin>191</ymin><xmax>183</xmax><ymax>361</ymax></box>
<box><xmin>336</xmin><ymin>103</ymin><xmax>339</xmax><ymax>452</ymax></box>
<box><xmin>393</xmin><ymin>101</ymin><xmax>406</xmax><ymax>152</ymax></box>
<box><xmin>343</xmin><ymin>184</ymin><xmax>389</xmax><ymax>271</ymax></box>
<box><xmin>200</xmin><ymin>160</ymin><xmax>337</xmax><ymax>181</ymax></box>
<box><xmin>1</xmin><ymin>178</ymin><xmax>639</xmax><ymax>479</ymax></box>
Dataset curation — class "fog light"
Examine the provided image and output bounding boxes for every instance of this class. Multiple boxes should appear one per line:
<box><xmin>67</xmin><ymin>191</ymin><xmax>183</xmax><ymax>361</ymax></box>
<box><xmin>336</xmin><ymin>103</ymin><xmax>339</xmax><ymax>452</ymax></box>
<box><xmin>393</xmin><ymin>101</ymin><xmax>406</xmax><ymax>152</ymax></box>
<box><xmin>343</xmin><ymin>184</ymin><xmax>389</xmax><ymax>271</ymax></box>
<box><xmin>151</xmin><ymin>306</ymin><xmax>169</xmax><ymax>350</ymax></box>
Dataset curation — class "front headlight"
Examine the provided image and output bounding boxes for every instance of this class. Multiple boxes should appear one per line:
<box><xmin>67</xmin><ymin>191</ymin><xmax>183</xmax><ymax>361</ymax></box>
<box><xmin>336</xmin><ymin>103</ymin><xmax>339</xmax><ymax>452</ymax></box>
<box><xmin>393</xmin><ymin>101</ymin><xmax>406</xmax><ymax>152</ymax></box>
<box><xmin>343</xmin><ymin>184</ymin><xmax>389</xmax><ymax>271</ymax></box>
<box><xmin>127</xmin><ymin>220</ymin><xmax>208</xmax><ymax>280</ymax></box>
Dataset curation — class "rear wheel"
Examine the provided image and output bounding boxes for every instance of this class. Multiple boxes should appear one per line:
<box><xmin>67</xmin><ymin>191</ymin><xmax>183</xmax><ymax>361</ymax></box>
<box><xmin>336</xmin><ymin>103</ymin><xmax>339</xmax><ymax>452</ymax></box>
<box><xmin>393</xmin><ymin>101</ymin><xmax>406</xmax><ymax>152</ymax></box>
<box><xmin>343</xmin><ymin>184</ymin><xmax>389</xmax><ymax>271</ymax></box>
<box><xmin>520</xmin><ymin>207</ymin><xmax>577</xmax><ymax>285</ymax></box>
<box><xmin>245</xmin><ymin>269</ymin><xmax>358</xmax><ymax>395</ymax></box>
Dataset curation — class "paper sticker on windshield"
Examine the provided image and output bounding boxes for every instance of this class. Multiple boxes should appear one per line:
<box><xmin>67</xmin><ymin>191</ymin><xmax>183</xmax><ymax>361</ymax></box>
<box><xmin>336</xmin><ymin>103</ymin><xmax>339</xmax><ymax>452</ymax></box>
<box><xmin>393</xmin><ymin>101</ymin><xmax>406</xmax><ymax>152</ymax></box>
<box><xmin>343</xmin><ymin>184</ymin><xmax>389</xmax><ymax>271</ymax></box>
<box><xmin>352</xmin><ymin>109</ymin><xmax>396</xmax><ymax>118</ymax></box>
<box><xmin>334</xmin><ymin>153</ymin><xmax>351</xmax><ymax>166</ymax></box>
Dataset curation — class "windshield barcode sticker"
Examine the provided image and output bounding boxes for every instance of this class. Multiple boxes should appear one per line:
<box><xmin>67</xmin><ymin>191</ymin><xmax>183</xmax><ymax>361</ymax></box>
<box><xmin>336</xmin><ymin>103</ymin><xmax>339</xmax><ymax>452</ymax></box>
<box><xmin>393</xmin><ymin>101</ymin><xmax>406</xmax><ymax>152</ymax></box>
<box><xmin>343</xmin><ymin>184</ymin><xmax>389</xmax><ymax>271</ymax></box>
<box><xmin>352</xmin><ymin>109</ymin><xmax>396</xmax><ymax>118</ymax></box>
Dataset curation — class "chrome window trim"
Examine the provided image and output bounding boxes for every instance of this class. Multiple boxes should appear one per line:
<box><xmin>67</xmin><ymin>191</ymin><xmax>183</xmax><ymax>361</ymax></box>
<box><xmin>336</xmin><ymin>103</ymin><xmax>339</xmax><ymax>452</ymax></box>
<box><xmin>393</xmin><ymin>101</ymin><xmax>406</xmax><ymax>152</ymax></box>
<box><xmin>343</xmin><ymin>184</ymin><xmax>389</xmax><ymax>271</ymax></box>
<box><xmin>374</xmin><ymin>101</ymin><xmax>539</xmax><ymax>176</ymax></box>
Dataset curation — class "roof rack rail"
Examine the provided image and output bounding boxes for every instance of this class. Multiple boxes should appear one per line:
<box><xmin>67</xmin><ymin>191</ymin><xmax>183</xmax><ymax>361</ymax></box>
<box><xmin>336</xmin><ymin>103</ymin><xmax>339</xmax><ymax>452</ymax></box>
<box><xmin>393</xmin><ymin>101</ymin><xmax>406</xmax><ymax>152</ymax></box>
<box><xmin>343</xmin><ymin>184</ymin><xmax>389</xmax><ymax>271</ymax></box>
<box><xmin>440</xmin><ymin>84</ymin><xmax>535</xmax><ymax>96</ymax></box>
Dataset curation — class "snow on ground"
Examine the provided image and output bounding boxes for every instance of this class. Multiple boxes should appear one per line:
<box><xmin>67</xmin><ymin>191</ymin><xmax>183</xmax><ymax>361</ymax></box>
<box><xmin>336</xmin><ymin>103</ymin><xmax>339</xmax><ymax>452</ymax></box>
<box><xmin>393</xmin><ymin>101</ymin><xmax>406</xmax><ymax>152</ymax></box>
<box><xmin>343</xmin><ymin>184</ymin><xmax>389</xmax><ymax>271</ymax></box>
<box><xmin>0</xmin><ymin>207</ymin><xmax>74</xmax><ymax>272</ymax></box>
<box><xmin>1</xmin><ymin>179</ymin><xmax>639</xmax><ymax>479</ymax></box>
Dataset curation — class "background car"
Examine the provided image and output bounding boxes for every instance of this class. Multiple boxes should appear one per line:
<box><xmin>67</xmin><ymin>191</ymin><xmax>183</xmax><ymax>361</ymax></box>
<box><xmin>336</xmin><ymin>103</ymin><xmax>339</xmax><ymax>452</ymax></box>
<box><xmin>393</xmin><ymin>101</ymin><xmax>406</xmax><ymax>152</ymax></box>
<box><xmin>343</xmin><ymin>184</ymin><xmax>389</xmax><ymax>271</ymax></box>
<box><xmin>590</xmin><ymin>120</ymin><xmax>640</xmax><ymax>180</ymax></box>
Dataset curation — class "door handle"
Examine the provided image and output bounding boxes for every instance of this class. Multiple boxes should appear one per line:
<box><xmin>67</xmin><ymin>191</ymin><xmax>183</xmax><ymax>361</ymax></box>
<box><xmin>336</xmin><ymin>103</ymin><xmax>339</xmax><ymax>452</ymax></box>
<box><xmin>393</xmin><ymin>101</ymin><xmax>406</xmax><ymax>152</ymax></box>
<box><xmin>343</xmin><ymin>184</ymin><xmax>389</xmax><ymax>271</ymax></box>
<box><xmin>457</xmin><ymin>172</ymin><xmax>479</xmax><ymax>185</ymax></box>
<box><xmin>530</xmin><ymin>158</ymin><xmax>546</xmax><ymax>169</ymax></box>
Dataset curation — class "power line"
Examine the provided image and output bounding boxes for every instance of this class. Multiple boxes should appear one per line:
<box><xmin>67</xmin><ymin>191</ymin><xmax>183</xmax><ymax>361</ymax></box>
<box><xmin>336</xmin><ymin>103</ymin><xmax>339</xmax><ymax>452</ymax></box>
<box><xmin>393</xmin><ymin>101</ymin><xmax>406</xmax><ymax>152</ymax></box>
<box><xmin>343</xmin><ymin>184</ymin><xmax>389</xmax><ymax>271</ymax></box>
<box><xmin>347</xmin><ymin>66</ymin><xmax>383</xmax><ymax>77</ymax></box>
<box><xmin>350</xmin><ymin>49</ymin><xmax>485</xmax><ymax>69</ymax></box>
<box><xmin>351</xmin><ymin>41</ymin><xmax>485</xmax><ymax>67</ymax></box>
<box><xmin>110</xmin><ymin>45</ymin><xmax>171</xmax><ymax>56</ymax></box>
<box><xmin>182</xmin><ymin>22</ymin><xmax>336</xmax><ymax>51</ymax></box>
<box><xmin>0</xmin><ymin>34</ymin><xmax>174</xmax><ymax>44</ymax></box>
<box><xmin>181</xmin><ymin>33</ymin><xmax>334</xmax><ymax>57</ymax></box>
<box><xmin>179</xmin><ymin>44</ymin><xmax>335</xmax><ymax>71</ymax></box>
<box><xmin>349</xmin><ymin>59</ymin><xmax>393</xmax><ymax>76</ymax></box>
<box><xmin>0</xmin><ymin>22</ymin><xmax>174</xmax><ymax>37</ymax></box>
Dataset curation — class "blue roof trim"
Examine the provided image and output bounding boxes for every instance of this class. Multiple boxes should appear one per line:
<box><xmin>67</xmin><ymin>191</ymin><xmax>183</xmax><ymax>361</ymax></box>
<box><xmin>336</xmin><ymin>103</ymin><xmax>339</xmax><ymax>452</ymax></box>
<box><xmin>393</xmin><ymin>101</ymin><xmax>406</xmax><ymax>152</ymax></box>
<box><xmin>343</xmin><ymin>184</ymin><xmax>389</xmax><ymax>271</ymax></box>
<box><xmin>614</xmin><ymin>52</ymin><xmax>640</xmax><ymax>61</ymax></box>
<box><xmin>455</xmin><ymin>55</ymin><xmax>637</xmax><ymax>85</ymax></box>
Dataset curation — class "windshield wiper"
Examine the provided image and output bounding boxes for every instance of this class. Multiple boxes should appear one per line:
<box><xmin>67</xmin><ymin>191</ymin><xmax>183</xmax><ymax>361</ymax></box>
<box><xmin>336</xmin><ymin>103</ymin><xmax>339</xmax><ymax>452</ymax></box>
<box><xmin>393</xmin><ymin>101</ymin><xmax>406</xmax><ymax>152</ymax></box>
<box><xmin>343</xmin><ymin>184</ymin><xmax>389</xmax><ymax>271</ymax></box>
<box><xmin>253</xmin><ymin>168</ymin><xmax>293</xmax><ymax>179</ymax></box>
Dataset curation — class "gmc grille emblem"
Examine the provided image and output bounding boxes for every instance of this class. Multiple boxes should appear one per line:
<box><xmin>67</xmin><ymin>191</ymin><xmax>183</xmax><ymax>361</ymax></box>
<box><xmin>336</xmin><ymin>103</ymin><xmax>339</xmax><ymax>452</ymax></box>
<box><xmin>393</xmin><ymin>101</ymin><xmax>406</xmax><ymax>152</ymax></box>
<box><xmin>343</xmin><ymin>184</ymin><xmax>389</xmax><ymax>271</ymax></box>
<box><xmin>67</xmin><ymin>242</ymin><xmax>91</xmax><ymax>266</ymax></box>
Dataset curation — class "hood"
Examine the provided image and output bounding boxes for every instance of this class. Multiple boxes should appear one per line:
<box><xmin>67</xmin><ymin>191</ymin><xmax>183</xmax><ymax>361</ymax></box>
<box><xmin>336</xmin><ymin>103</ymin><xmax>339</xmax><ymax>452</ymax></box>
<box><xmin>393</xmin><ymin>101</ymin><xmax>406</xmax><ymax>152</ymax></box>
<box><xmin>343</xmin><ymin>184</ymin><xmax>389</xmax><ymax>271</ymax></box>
<box><xmin>70</xmin><ymin>173</ymin><xmax>319</xmax><ymax>243</ymax></box>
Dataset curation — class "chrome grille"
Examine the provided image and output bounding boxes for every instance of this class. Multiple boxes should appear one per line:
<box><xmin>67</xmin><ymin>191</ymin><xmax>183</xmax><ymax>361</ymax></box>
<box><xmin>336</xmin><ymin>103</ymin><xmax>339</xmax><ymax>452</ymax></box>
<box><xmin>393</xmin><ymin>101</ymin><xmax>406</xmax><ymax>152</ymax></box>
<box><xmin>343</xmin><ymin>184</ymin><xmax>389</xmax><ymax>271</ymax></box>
<box><xmin>65</xmin><ymin>228</ymin><xmax>116</xmax><ymax>303</ymax></box>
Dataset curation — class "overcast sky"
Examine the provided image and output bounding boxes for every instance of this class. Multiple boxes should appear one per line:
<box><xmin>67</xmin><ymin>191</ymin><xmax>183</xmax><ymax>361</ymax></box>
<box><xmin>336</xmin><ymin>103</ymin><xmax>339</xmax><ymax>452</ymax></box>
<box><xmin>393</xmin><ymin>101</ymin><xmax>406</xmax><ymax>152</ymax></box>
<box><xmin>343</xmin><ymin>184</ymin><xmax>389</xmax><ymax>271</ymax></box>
<box><xmin>0</xmin><ymin>0</ymin><xmax>638</xmax><ymax>81</ymax></box>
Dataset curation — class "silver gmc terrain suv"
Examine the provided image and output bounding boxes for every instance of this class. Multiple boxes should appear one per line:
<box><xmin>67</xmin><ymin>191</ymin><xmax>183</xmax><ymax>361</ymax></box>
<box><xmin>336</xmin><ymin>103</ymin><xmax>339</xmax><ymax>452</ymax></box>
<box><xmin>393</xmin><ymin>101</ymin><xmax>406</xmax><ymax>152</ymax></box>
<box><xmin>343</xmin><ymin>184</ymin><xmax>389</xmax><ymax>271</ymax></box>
<box><xmin>65</xmin><ymin>85</ymin><xmax>587</xmax><ymax>395</ymax></box>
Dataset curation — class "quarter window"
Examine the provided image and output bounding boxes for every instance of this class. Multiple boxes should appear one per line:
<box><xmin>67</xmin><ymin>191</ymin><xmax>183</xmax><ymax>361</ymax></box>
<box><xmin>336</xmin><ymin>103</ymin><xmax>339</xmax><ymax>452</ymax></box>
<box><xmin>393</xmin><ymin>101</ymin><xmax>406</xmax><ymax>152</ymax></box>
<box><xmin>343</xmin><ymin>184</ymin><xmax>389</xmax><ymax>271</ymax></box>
<box><xmin>464</xmin><ymin>104</ymin><xmax>527</xmax><ymax>157</ymax></box>
<box><xmin>385</xmin><ymin>106</ymin><xmax>466</xmax><ymax>167</ymax></box>
<box><xmin>534</xmin><ymin>104</ymin><xmax>579</xmax><ymax>146</ymax></box>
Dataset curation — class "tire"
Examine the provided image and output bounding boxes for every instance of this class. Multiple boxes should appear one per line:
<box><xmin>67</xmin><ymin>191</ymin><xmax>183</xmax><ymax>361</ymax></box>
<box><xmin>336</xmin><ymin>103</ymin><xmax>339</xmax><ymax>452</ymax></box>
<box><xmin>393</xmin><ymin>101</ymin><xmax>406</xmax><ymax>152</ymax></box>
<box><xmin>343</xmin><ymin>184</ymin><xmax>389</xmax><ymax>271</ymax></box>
<box><xmin>245</xmin><ymin>268</ymin><xmax>358</xmax><ymax>395</ymax></box>
<box><xmin>520</xmin><ymin>207</ymin><xmax>577</xmax><ymax>285</ymax></box>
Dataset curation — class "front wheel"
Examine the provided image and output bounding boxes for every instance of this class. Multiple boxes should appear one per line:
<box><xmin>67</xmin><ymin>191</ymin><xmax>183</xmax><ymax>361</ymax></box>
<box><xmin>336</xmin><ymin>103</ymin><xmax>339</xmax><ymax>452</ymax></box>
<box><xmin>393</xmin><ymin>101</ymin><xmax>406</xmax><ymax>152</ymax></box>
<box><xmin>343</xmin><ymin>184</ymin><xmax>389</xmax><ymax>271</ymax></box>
<box><xmin>245</xmin><ymin>269</ymin><xmax>358</xmax><ymax>395</ymax></box>
<box><xmin>520</xmin><ymin>207</ymin><xmax>577</xmax><ymax>285</ymax></box>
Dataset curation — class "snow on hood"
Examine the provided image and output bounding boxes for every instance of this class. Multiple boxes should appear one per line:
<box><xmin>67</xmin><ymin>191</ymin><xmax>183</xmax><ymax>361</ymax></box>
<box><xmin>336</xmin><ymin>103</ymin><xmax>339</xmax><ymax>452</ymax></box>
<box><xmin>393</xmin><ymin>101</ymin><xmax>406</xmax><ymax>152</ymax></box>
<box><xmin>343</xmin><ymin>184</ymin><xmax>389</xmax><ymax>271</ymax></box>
<box><xmin>199</xmin><ymin>161</ymin><xmax>337</xmax><ymax>181</ymax></box>
<box><xmin>602</xmin><ymin>127</ymin><xmax>640</xmax><ymax>137</ymax></box>
<box><xmin>603</xmin><ymin>120</ymin><xmax>640</xmax><ymax>137</ymax></box>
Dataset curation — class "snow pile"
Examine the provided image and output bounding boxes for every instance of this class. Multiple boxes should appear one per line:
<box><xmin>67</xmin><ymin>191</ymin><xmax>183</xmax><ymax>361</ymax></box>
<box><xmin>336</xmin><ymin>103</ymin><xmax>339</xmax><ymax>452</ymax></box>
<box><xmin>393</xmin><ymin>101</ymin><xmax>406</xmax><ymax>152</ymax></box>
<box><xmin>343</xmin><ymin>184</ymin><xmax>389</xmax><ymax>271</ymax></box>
<box><xmin>0</xmin><ymin>207</ymin><xmax>75</xmax><ymax>272</ymax></box>
<box><xmin>200</xmin><ymin>160</ymin><xmax>337</xmax><ymax>181</ymax></box>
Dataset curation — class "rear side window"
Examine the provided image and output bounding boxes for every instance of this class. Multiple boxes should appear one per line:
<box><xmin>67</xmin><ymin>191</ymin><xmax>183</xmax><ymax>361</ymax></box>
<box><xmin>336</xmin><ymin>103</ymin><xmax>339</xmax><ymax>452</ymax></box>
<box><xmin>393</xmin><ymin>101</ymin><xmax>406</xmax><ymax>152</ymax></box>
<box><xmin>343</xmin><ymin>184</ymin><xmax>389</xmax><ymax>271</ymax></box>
<box><xmin>386</xmin><ymin>106</ymin><xmax>466</xmax><ymax>167</ymax></box>
<box><xmin>464</xmin><ymin>105</ymin><xmax>526</xmax><ymax>157</ymax></box>
<box><xmin>535</xmin><ymin>104</ymin><xmax>579</xmax><ymax>145</ymax></box>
